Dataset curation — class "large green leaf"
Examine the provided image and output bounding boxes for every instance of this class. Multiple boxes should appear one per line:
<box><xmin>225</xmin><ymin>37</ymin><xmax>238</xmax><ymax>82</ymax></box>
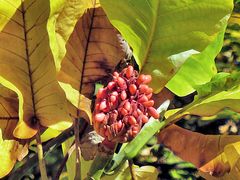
<box><xmin>165</xmin><ymin>72</ymin><xmax>240</xmax><ymax>123</ymax></box>
<box><xmin>0</xmin><ymin>0</ymin><xmax>88</xmax><ymax>139</ymax></box>
<box><xmin>166</xmin><ymin>30</ymin><xmax>225</xmax><ymax>96</ymax></box>
<box><xmin>100</xmin><ymin>0</ymin><xmax>233</xmax><ymax>93</ymax></box>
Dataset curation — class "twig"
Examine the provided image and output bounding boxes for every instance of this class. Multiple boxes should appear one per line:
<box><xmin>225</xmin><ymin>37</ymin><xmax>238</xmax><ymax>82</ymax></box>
<box><xmin>74</xmin><ymin>119</ymin><xmax>81</xmax><ymax>180</ymax></box>
<box><xmin>53</xmin><ymin>141</ymin><xmax>76</xmax><ymax>180</ymax></box>
<box><xmin>9</xmin><ymin>119</ymin><xmax>88</xmax><ymax>180</ymax></box>
<box><xmin>129</xmin><ymin>160</ymin><xmax>137</xmax><ymax>180</ymax></box>
<box><xmin>36</xmin><ymin>128</ymin><xmax>48</xmax><ymax>180</ymax></box>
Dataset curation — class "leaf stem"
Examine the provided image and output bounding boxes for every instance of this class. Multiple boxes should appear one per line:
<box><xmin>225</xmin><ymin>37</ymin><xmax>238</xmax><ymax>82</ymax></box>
<box><xmin>53</xmin><ymin>142</ymin><xmax>75</xmax><ymax>180</ymax></box>
<box><xmin>74</xmin><ymin>119</ymin><xmax>81</xmax><ymax>180</ymax></box>
<box><xmin>129</xmin><ymin>160</ymin><xmax>137</xmax><ymax>180</ymax></box>
<box><xmin>36</xmin><ymin>129</ymin><xmax>48</xmax><ymax>180</ymax></box>
<box><xmin>9</xmin><ymin>119</ymin><xmax>88</xmax><ymax>180</ymax></box>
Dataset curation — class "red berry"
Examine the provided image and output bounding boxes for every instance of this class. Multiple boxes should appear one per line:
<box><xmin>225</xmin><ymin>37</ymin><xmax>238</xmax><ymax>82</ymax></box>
<box><xmin>148</xmin><ymin>107</ymin><xmax>159</xmax><ymax>119</ymax></box>
<box><xmin>128</xmin><ymin>116</ymin><xmax>137</xmax><ymax>125</ymax></box>
<box><xmin>133</xmin><ymin>110</ymin><xmax>138</xmax><ymax>118</ymax></box>
<box><xmin>146</xmin><ymin>87</ymin><xmax>153</xmax><ymax>94</ymax></box>
<box><xmin>121</xmin><ymin>90</ymin><xmax>127</xmax><ymax>100</ymax></box>
<box><xmin>138</xmin><ymin>95</ymin><xmax>148</xmax><ymax>103</ymax></box>
<box><xmin>142</xmin><ymin>115</ymin><xmax>149</xmax><ymax>123</ymax></box>
<box><xmin>143</xmin><ymin>75</ymin><xmax>152</xmax><ymax>84</ymax></box>
<box><xmin>146</xmin><ymin>93</ymin><xmax>152</xmax><ymax>99</ymax></box>
<box><xmin>110</xmin><ymin>95</ymin><xmax>117</xmax><ymax>103</ymax></box>
<box><xmin>107</xmin><ymin>81</ymin><xmax>116</xmax><ymax>90</ymax></box>
<box><xmin>129</xmin><ymin>84</ymin><xmax>137</xmax><ymax>95</ymax></box>
<box><xmin>94</xmin><ymin>113</ymin><xmax>105</xmax><ymax>122</ymax></box>
<box><xmin>124</xmin><ymin>101</ymin><xmax>131</xmax><ymax>112</ymax></box>
<box><xmin>111</xmin><ymin>91</ymin><xmax>118</xmax><ymax>97</ymax></box>
<box><xmin>99</xmin><ymin>100</ymin><xmax>107</xmax><ymax>111</ymax></box>
<box><xmin>97</xmin><ymin>88</ymin><xmax>106</xmax><ymax>98</ymax></box>
<box><xmin>139</xmin><ymin>84</ymin><xmax>148</xmax><ymax>94</ymax></box>
<box><xmin>143</xmin><ymin>100</ymin><xmax>154</xmax><ymax>107</ymax></box>
<box><xmin>117</xmin><ymin>121</ymin><xmax>123</xmax><ymax>129</ymax></box>
<box><xmin>126</xmin><ymin>66</ymin><xmax>134</xmax><ymax>78</ymax></box>
<box><xmin>95</xmin><ymin>102</ymin><xmax>100</xmax><ymax>110</ymax></box>
<box><xmin>117</xmin><ymin>77</ymin><xmax>126</xmax><ymax>88</ymax></box>
<box><xmin>136</xmin><ymin>74</ymin><xmax>146</xmax><ymax>85</ymax></box>
<box><xmin>113</xmin><ymin>72</ymin><xmax>119</xmax><ymax>77</ymax></box>
<box><xmin>121</xmin><ymin>108</ymin><xmax>128</xmax><ymax>116</ymax></box>
<box><xmin>137</xmin><ymin>108</ymin><xmax>143</xmax><ymax>116</ymax></box>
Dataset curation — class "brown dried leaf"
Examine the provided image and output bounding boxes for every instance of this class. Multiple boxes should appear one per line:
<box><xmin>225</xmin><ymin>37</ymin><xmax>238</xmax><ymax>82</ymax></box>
<box><xmin>58</xmin><ymin>6</ymin><xmax>125</xmax><ymax>99</ymax></box>
<box><xmin>157</xmin><ymin>125</ymin><xmax>240</xmax><ymax>178</ymax></box>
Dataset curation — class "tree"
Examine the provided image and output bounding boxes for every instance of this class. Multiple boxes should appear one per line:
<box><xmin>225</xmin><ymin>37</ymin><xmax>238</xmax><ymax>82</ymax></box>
<box><xmin>0</xmin><ymin>0</ymin><xmax>239</xmax><ymax>179</ymax></box>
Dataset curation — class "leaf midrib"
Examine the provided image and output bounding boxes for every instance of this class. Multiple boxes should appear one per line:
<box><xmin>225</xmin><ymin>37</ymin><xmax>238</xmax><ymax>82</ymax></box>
<box><xmin>141</xmin><ymin>0</ymin><xmax>159</xmax><ymax>70</ymax></box>
<box><xmin>21</xmin><ymin>0</ymin><xmax>37</xmax><ymax>116</ymax></box>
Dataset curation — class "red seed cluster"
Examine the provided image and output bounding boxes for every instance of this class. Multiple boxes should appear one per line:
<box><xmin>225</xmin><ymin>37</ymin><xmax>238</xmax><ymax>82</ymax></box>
<box><xmin>93</xmin><ymin>66</ymin><xmax>159</xmax><ymax>143</ymax></box>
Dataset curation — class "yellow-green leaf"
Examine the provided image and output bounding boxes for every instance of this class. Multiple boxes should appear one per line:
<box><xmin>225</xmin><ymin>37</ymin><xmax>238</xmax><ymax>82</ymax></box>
<box><xmin>59</xmin><ymin>82</ymin><xmax>92</xmax><ymax>123</ymax></box>
<box><xmin>102</xmin><ymin>161</ymin><xmax>158</xmax><ymax>180</ymax></box>
<box><xmin>0</xmin><ymin>0</ymin><xmax>79</xmax><ymax>139</ymax></box>
<box><xmin>0</xmin><ymin>129</ymin><xmax>19</xmax><ymax>178</ymax></box>
<box><xmin>199</xmin><ymin>141</ymin><xmax>240</xmax><ymax>179</ymax></box>
<box><xmin>48</xmin><ymin>0</ymin><xmax>95</xmax><ymax>71</ymax></box>
<box><xmin>100</xmin><ymin>0</ymin><xmax>233</xmax><ymax>93</ymax></box>
<box><xmin>165</xmin><ymin>72</ymin><xmax>240</xmax><ymax>124</ymax></box>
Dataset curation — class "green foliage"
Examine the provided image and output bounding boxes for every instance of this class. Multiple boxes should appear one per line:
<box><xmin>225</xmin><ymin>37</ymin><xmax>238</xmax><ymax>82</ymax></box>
<box><xmin>0</xmin><ymin>0</ymin><xmax>239</xmax><ymax>179</ymax></box>
<box><xmin>166</xmin><ymin>72</ymin><xmax>240</xmax><ymax>122</ymax></box>
<box><xmin>100</xmin><ymin>0</ymin><xmax>233</xmax><ymax>93</ymax></box>
<box><xmin>166</xmin><ymin>31</ymin><xmax>223</xmax><ymax>96</ymax></box>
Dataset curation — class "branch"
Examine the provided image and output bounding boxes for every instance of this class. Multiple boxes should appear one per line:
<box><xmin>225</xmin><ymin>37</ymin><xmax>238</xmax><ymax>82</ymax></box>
<box><xmin>9</xmin><ymin>119</ymin><xmax>88</xmax><ymax>180</ymax></box>
<box><xmin>53</xmin><ymin>141</ymin><xmax>75</xmax><ymax>180</ymax></box>
<box><xmin>36</xmin><ymin>129</ymin><xmax>48</xmax><ymax>180</ymax></box>
<box><xmin>74</xmin><ymin>119</ymin><xmax>81</xmax><ymax>180</ymax></box>
<box><xmin>129</xmin><ymin>160</ymin><xmax>137</xmax><ymax>180</ymax></box>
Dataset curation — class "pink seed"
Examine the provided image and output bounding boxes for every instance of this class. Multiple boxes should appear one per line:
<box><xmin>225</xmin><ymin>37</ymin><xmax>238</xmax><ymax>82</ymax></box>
<box><xmin>146</xmin><ymin>93</ymin><xmax>152</xmax><ymax>99</ymax></box>
<box><xmin>129</xmin><ymin>84</ymin><xmax>137</xmax><ymax>95</ymax></box>
<box><xmin>136</xmin><ymin>74</ymin><xmax>146</xmax><ymax>85</ymax></box>
<box><xmin>146</xmin><ymin>87</ymin><xmax>153</xmax><ymax>94</ymax></box>
<box><xmin>143</xmin><ymin>75</ymin><xmax>152</xmax><ymax>84</ymax></box>
<box><xmin>133</xmin><ymin>110</ymin><xmax>138</xmax><ymax>118</ymax></box>
<box><xmin>148</xmin><ymin>107</ymin><xmax>159</xmax><ymax>119</ymax></box>
<box><xmin>126</xmin><ymin>66</ymin><xmax>134</xmax><ymax>78</ymax></box>
<box><xmin>139</xmin><ymin>84</ymin><xmax>148</xmax><ymax>94</ymax></box>
<box><xmin>143</xmin><ymin>100</ymin><xmax>154</xmax><ymax>107</ymax></box>
<box><xmin>137</xmin><ymin>108</ymin><xmax>143</xmax><ymax>115</ymax></box>
<box><xmin>96</xmin><ymin>88</ymin><xmax>106</xmax><ymax>99</ymax></box>
<box><xmin>111</xmin><ymin>91</ymin><xmax>118</xmax><ymax>97</ymax></box>
<box><xmin>128</xmin><ymin>116</ymin><xmax>137</xmax><ymax>125</ymax></box>
<box><xmin>132</xmin><ymin>126</ymin><xmax>139</xmax><ymax>131</ymax></box>
<box><xmin>110</xmin><ymin>95</ymin><xmax>117</xmax><ymax>103</ymax></box>
<box><xmin>113</xmin><ymin>72</ymin><xmax>119</xmax><ymax>77</ymax></box>
<box><xmin>99</xmin><ymin>100</ymin><xmax>107</xmax><ymax>111</ymax></box>
<box><xmin>138</xmin><ymin>95</ymin><xmax>148</xmax><ymax>103</ymax></box>
<box><xmin>117</xmin><ymin>77</ymin><xmax>126</xmax><ymax>88</ymax></box>
<box><xmin>121</xmin><ymin>108</ymin><xmax>128</xmax><ymax>116</ymax></box>
<box><xmin>124</xmin><ymin>101</ymin><xmax>131</xmax><ymax>112</ymax></box>
<box><xmin>142</xmin><ymin>115</ymin><xmax>149</xmax><ymax>123</ymax></box>
<box><xmin>95</xmin><ymin>102</ymin><xmax>100</xmax><ymax>110</ymax></box>
<box><xmin>94</xmin><ymin>113</ymin><xmax>105</xmax><ymax>122</ymax></box>
<box><xmin>121</xmin><ymin>90</ymin><xmax>127</xmax><ymax>100</ymax></box>
<box><xmin>117</xmin><ymin>121</ymin><xmax>123</xmax><ymax>129</ymax></box>
<box><xmin>107</xmin><ymin>81</ymin><xmax>116</xmax><ymax>90</ymax></box>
